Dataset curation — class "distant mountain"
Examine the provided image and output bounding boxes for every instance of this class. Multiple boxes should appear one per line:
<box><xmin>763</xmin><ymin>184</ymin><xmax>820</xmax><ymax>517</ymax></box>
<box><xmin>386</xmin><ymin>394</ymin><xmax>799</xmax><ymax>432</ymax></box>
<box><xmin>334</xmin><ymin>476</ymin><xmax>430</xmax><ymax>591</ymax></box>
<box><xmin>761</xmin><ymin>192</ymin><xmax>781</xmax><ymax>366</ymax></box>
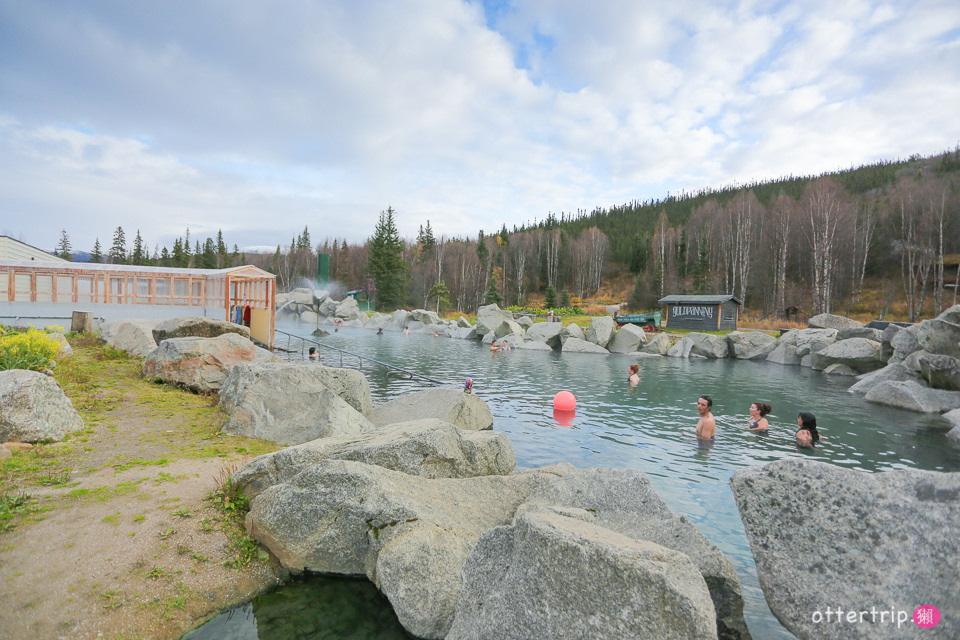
<box><xmin>71</xmin><ymin>251</ymin><xmax>92</xmax><ymax>263</ymax></box>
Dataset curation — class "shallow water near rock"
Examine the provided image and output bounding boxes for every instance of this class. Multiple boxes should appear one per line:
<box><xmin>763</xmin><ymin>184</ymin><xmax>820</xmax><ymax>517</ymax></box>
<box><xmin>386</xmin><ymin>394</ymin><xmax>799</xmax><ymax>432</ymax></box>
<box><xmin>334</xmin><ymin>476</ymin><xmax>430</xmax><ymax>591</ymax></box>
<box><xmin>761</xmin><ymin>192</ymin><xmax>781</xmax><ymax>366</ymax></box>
<box><xmin>189</xmin><ymin>327</ymin><xmax>960</xmax><ymax>639</ymax></box>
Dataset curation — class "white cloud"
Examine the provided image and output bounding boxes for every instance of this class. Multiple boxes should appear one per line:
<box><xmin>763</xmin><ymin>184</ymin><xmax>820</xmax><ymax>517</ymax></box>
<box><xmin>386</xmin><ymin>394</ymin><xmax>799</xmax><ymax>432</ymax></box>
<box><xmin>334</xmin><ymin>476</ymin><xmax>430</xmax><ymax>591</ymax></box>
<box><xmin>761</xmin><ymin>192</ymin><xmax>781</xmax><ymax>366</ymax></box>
<box><xmin>0</xmin><ymin>0</ymin><xmax>958</xmax><ymax>253</ymax></box>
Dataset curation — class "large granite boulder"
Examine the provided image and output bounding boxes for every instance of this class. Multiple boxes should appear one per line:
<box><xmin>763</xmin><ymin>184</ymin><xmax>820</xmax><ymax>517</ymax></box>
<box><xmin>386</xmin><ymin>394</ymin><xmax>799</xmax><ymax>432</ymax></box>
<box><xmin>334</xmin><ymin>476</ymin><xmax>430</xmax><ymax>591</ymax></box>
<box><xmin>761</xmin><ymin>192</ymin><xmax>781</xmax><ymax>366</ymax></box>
<box><xmin>809</xmin><ymin>337</ymin><xmax>884</xmax><ymax>373</ymax></box>
<box><xmin>245</xmin><ymin>460</ymin><xmax>572</xmax><ymax>639</ymax></box>
<box><xmin>317</xmin><ymin>296</ymin><xmax>339</xmax><ymax>317</ymax></box>
<box><xmin>807</xmin><ymin>313</ymin><xmax>863</xmax><ymax>330</ymax></box>
<box><xmin>368</xmin><ymin>389</ymin><xmax>494</xmax><ymax>430</ymax></box>
<box><xmin>446</xmin><ymin>511</ymin><xmax>718</xmax><ymax>640</ymax></box>
<box><xmin>880</xmin><ymin>323</ymin><xmax>901</xmax><ymax>361</ymax></box>
<box><xmin>218</xmin><ymin>362</ymin><xmax>375</xmax><ymax>445</ymax></box>
<box><xmin>836</xmin><ymin>326</ymin><xmax>883</xmax><ymax>342</ymax></box>
<box><xmin>919</xmin><ymin>354</ymin><xmax>960</xmax><ymax>391</ymax></box>
<box><xmin>515</xmin><ymin>315</ymin><xmax>534</xmax><ymax>329</ymax></box>
<box><xmin>606</xmin><ymin>323</ymin><xmax>648</xmax><ymax>353</ymax></box>
<box><xmin>288</xmin><ymin>287</ymin><xmax>317</xmax><ymax>306</ymax></box>
<box><xmin>726</xmin><ymin>331</ymin><xmax>777</xmax><ymax>360</ymax></box>
<box><xmin>864</xmin><ymin>380</ymin><xmax>960</xmax><ymax>413</ymax></box>
<box><xmin>667</xmin><ymin>336</ymin><xmax>695</xmax><ymax>358</ymax></box>
<box><xmin>683</xmin><ymin>333</ymin><xmax>729</xmax><ymax>359</ymax></box>
<box><xmin>765</xmin><ymin>330</ymin><xmax>800</xmax><ymax>366</ymax></box>
<box><xmin>475</xmin><ymin>304</ymin><xmax>514</xmax><ymax>337</ymax></box>
<box><xmin>561</xmin><ymin>337</ymin><xmax>609</xmax><ymax>354</ymax></box>
<box><xmin>584</xmin><ymin>316</ymin><xmax>616</xmax><ymax>348</ymax></box>
<box><xmin>946</xmin><ymin>409</ymin><xmax>960</xmax><ymax>441</ymax></box>
<box><xmin>99</xmin><ymin>319</ymin><xmax>159</xmax><ymax>357</ymax></box>
<box><xmin>408</xmin><ymin>309</ymin><xmax>442</xmax><ymax>326</ymax></box>
<box><xmin>793</xmin><ymin>328</ymin><xmax>837</xmax><ymax>357</ymax></box>
<box><xmin>514</xmin><ymin>467</ymin><xmax>750</xmax><ymax>640</ymax></box>
<box><xmin>493</xmin><ymin>319</ymin><xmax>524</xmax><ymax>340</ymax></box>
<box><xmin>731</xmin><ymin>459</ymin><xmax>960</xmax><ymax>640</ymax></box>
<box><xmin>917</xmin><ymin>316</ymin><xmax>960</xmax><ymax>359</ymax></box>
<box><xmin>335</xmin><ymin>297</ymin><xmax>364</xmax><ymax>321</ymax></box>
<box><xmin>641</xmin><ymin>332</ymin><xmax>672</xmax><ymax>355</ymax></box>
<box><xmin>142</xmin><ymin>333</ymin><xmax>266</xmax><ymax>392</ymax></box>
<box><xmin>233</xmin><ymin>419</ymin><xmax>516</xmax><ymax>499</ymax></box>
<box><xmin>523</xmin><ymin>322</ymin><xmax>564</xmax><ymax>348</ymax></box>
<box><xmin>0</xmin><ymin>370</ymin><xmax>84</xmax><ymax>443</ymax></box>
<box><xmin>515</xmin><ymin>340</ymin><xmax>553</xmax><ymax>351</ymax></box>
<box><xmin>890</xmin><ymin>323</ymin><xmax>922</xmax><ymax>362</ymax></box>
<box><xmin>559</xmin><ymin>323</ymin><xmax>584</xmax><ymax>344</ymax></box>
<box><xmin>364</xmin><ymin>312</ymin><xmax>391</xmax><ymax>330</ymax></box>
<box><xmin>848</xmin><ymin>362</ymin><xmax>922</xmax><ymax>395</ymax></box>
<box><xmin>152</xmin><ymin>316</ymin><xmax>250</xmax><ymax>343</ymax></box>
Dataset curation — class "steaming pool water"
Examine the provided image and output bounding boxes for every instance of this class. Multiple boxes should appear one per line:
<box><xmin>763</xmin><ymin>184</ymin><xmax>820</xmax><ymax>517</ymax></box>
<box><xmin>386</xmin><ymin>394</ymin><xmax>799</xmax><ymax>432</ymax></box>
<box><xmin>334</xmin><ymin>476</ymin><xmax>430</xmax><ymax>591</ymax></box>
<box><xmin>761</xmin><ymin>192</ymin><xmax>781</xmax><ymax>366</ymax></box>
<box><xmin>185</xmin><ymin>326</ymin><xmax>960</xmax><ymax>639</ymax></box>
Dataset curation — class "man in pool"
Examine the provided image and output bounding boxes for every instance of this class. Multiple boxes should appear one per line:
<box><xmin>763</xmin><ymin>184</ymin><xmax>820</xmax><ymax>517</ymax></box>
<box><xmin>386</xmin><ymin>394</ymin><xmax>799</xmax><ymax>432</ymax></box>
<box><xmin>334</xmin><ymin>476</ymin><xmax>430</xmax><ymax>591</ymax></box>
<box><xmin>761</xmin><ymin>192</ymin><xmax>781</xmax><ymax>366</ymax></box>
<box><xmin>696</xmin><ymin>395</ymin><xmax>716</xmax><ymax>440</ymax></box>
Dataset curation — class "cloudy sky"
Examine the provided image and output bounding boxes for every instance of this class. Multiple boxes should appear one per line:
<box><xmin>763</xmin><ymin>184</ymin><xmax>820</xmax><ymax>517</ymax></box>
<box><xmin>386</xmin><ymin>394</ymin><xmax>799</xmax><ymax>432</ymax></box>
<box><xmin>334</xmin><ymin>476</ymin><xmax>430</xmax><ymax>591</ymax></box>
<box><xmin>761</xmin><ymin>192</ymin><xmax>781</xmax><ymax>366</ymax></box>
<box><xmin>1</xmin><ymin>0</ymin><xmax>958</xmax><ymax>254</ymax></box>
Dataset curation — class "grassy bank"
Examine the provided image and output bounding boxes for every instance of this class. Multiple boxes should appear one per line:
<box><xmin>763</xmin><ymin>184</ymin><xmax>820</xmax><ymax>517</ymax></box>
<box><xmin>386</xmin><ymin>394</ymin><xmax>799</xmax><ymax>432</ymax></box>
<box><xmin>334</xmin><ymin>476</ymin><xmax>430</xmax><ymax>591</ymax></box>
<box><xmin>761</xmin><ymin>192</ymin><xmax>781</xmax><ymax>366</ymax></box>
<box><xmin>0</xmin><ymin>335</ymin><xmax>282</xmax><ymax>640</ymax></box>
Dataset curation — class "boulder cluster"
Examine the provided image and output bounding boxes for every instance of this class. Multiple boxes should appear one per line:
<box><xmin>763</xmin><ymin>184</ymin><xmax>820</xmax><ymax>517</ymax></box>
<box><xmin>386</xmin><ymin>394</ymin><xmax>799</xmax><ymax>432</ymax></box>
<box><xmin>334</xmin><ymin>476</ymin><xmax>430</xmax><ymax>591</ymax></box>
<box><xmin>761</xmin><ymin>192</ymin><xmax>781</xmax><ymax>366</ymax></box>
<box><xmin>232</xmin><ymin>389</ymin><xmax>753</xmax><ymax>640</ymax></box>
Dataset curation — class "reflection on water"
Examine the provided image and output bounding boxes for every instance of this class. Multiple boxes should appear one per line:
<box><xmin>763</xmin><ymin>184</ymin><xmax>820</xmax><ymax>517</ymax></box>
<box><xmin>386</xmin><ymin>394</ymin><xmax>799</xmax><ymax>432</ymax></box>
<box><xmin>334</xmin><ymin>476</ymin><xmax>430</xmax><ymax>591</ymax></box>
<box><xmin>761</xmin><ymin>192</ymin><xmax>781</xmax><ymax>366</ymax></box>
<box><xmin>182</xmin><ymin>575</ymin><xmax>413</xmax><ymax>640</ymax></box>
<box><xmin>190</xmin><ymin>327</ymin><xmax>960</xmax><ymax>639</ymax></box>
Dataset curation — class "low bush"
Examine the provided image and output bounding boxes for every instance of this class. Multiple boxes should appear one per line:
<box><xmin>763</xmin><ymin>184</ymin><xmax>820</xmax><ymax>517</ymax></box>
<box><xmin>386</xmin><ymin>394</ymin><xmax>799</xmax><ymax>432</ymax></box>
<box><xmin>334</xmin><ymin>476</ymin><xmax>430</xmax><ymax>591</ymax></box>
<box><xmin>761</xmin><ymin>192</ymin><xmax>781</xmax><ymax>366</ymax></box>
<box><xmin>0</xmin><ymin>328</ymin><xmax>61</xmax><ymax>371</ymax></box>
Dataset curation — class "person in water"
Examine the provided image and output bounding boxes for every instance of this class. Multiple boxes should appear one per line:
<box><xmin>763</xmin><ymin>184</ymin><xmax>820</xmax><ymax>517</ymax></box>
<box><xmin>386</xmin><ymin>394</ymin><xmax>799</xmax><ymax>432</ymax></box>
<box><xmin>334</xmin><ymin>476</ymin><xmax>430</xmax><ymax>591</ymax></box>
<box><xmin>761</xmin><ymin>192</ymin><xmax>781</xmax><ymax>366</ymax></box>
<box><xmin>490</xmin><ymin>340</ymin><xmax>500</xmax><ymax>352</ymax></box>
<box><xmin>747</xmin><ymin>402</ymin><xmax>771</xmax><ymax>431</ymax></box>
<box><xmin>308</xmin><ymin>346</ymin><xmax>319</xmax><ymax>360</ymax></box>
<box><xmin>796</xmin><ymin>412</ymin><xmax>822</xmax><ymax>447</ymax></box>
<box><xmin>377</xmin><ymin>327</ymin><xmax>384</xmax><ymax>335</ymax></box>
<box><xmin>628</xmin><ymin>363</ymin><xmax>640</xmax><ymax>386</ymax></box>
<box><xmin>696</xmin><ymin>395</ymin><xmax>716</xmax><ymax>440</ymax></box>
<box><xmin>500</xmin><ymin>340</ymin><xmax>511</xmax><ymax>352</ymax></box>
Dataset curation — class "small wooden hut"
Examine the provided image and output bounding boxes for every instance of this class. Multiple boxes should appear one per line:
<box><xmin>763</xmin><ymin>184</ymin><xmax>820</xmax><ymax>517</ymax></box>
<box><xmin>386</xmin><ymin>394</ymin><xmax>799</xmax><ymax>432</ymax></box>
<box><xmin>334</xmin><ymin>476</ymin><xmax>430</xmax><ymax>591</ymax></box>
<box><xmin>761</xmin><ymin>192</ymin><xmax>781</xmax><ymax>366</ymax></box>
<box><xmin>658</xmin><ymin>294</ymin><xmax>742</xmax><ymax>331</ymax></box>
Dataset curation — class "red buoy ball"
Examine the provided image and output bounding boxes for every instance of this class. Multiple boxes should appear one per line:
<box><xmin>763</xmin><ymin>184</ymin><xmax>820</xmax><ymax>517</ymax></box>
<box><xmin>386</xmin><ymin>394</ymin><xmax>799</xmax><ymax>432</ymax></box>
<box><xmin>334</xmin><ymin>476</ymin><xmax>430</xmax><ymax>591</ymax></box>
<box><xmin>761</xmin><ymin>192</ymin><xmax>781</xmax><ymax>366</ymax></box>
<box><xmin>553</xmin><ymin>390</ymin><xmax>577</xmax><ymax>411</ymax></box>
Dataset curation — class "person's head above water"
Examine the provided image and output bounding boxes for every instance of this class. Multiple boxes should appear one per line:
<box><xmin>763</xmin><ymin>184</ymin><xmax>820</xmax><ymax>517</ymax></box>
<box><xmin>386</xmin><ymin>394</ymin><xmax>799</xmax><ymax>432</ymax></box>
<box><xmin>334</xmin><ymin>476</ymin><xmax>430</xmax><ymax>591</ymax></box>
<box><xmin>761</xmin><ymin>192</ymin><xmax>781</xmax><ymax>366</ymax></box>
<box><xmin>697</xmin><ymin>395</ymin><xmax>712</xmax><ymax>414</ymax></box>
<box><xmin>629</xmin><ymin>364</ymin><xmax>640</xmax><ymax>375</ymax></box>
<box><xmin>751</xmin><ymin>402</ymin><xmax>771</xmax><ymax>417</ymax></box>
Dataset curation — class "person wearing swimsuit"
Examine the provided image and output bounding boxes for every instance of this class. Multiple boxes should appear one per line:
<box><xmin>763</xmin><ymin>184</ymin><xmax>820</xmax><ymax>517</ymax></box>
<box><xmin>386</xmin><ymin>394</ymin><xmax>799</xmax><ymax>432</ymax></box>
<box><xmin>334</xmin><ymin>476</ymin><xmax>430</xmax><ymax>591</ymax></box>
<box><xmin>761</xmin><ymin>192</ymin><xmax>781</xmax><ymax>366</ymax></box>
<box><xmin>747</xmin><ymin>402</ymin><xmax>771</xmax><ymax>431</ymax></box>
<box><xmin>796</xmin><ymin>412</ymin><xmax>822</xmax><ymax>447</ymax></box>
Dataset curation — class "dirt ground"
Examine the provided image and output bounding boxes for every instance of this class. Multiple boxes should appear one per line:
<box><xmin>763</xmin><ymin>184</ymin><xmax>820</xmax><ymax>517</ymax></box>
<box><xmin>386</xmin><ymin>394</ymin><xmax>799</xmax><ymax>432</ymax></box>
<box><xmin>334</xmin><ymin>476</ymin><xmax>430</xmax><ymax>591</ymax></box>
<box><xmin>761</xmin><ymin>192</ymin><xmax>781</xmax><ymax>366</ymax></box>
<box><xmin>0</xmin><ymin>339</ymin><xmax>283</xmax><ymax>640</ymax></box>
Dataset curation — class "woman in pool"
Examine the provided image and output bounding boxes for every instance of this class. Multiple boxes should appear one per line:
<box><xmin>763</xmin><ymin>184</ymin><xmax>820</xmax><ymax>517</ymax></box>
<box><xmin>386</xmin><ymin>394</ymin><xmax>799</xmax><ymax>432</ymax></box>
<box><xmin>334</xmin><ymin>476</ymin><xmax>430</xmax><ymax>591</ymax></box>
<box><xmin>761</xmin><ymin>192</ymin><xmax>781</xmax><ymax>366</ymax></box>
<box><xmin>628</xmin><ymin>363</ymin><xmax>640</xmax><ymax>386</ymax></box>
<box><xmin>795</xmin><ymin>412</ymin><xmax>822</xmax><ymax>447</ymax></box>
<box><xmin>746</xmin><ymin>402</ymin><xmax>771</xmax><ymax>431</ymax></box>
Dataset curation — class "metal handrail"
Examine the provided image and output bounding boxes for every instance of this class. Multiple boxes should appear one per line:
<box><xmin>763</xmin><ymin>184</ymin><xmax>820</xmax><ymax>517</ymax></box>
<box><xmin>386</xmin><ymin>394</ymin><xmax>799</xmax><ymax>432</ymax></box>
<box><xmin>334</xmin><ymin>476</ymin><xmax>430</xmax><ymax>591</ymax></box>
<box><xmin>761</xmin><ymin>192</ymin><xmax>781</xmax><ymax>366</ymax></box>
<box><xmin>274</xmin><ymin>328</ymin><xmax>450</xmax><ymax>386</ymax></box>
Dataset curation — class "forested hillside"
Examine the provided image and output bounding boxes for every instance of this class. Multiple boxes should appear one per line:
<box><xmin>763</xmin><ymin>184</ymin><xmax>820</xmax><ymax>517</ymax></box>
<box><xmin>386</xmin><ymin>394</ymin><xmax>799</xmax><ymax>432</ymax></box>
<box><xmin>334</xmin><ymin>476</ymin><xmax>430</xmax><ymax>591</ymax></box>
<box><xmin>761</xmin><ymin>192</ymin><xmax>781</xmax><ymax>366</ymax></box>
<box><xmin>54</xmin><ymin>147</ymin><xmax>960</xmax><ymax>322</ymax></box>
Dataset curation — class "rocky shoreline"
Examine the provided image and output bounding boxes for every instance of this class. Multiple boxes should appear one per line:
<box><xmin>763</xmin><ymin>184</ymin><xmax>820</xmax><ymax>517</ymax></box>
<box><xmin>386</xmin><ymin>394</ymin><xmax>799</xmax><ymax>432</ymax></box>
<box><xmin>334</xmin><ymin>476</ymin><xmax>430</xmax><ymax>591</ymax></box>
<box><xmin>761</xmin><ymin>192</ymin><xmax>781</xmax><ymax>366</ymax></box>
<box><xmin>7</xmin><ymin>308</ymin><xmax>954</xmax><ymax>638</ymax></box>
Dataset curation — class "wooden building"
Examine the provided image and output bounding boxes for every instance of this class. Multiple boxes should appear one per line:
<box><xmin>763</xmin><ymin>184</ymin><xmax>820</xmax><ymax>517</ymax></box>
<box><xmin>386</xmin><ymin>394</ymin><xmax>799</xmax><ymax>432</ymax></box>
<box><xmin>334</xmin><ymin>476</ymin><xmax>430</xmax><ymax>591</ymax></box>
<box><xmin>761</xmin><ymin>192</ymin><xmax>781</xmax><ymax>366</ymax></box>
<box><xmin>0</xmin><ymin>260</ymin><xmax>276</xmax><ymax>348</ymax></box>
<box><xmin>658</xmin><ymin>294</ymin><xmax>742</xmax><ymax>331</ymax></box>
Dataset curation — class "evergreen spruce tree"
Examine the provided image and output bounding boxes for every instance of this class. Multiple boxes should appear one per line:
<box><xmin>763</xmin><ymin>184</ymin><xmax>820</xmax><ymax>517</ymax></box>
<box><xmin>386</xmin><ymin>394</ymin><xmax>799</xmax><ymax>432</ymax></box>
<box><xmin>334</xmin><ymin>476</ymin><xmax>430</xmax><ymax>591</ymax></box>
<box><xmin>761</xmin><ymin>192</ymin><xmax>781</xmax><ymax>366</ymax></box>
<box><xmin>55</xmin><ymin>229</ymin><xmax>73</xmax><ymax>261</ymax></box>
<box><xmin>108</xmin><ymin>227</ymin><xmax>127</xmax><ymax>264</ymax></box>
<box><xmin>416</xmin><ymin>221</ymin><xmax>436</xmax><ymax>262</ymax></box>
<box><xmin>200</xmin><ymin>238</ymin><xmax>217</xmax><ymax>268</ymax></box>
<box><xmin>559</xmin><ymin>289</ymin><xmax>571</xmax><ymax>308</ymax></box>
<box><xmin>428</xmin><ymin>280</ymin><xmax>450</xmax><ymax>313</ymax></box>
<box><xmin>90</xmin><ymin>238</ymin><xmax>103</xmax><ymax>263</ymax></box>
<box><xmin>544</xmin><ymin>285</ymin><xmax>557</xmax><ymax>309</ymax></box>
<box><xmin>172</xmin><ymin>238</ymin><xmax>185</xmax><ymax>267</ymax></box>
<box><xmin>232</xmin><ymin>244</ymin><xmax>240</xmax><ymax>267</ymax></box>
<box><xmin>366</xmin><ymin>207</ymin><xmax>407</xmax><ymax>311</ymax></box>
<box><xmin>216</xmin><ymin>230</ymin><xmax>227</xmax><ymax>267</ymax></box>
<box><xmin>130</xmin><ymin>230</ymin><xmax>145</xmax><ymax>265</ymax></box>
<box><xmin>483</xmin><ymin>268</ymin><xmax>503</xmax><ymax>306</ymax></box>
<box><xmin>160</xmin><ymin>246</ymin><xmax>171</xmax><ymax>266</ymax></box>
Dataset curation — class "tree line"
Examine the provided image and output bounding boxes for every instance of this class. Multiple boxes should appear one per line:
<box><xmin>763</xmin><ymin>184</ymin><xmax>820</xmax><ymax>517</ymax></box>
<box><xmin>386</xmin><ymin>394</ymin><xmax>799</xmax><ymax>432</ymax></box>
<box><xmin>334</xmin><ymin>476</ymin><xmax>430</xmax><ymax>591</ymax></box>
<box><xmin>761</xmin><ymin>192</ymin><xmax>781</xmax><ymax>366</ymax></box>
<box><xmin>51</xmin><ymin>147</ymin><xmax>960</xmax><ymax>320</ymax></box>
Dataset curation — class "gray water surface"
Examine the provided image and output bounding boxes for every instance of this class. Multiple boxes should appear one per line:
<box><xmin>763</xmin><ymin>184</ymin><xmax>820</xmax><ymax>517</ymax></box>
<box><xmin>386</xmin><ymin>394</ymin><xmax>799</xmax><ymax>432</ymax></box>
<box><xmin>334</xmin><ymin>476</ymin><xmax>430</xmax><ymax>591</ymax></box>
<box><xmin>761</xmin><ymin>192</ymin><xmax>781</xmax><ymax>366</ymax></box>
<box><xmin>191</xmin><ymin>327</ymin><xmax>960</xmax><ymax>639</ymax></box>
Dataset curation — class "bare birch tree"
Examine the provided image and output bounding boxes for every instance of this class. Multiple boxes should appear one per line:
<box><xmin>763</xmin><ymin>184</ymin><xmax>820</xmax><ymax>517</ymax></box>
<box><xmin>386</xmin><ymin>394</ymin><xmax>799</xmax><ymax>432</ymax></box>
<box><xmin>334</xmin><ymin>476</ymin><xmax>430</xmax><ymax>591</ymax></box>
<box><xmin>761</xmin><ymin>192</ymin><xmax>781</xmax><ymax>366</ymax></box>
<box><xmin>770</xmin><ymin>193</ymin><xmax>797</xmax><ymax>317</ymax></box>
<box><xmin>894</xmin><ymin>177</ymin><xmax>934</xmax><ymax>321</ymax></box>
<box><xmin>801</xmin><ymin>177</ymin><xmax>849</xmax><ymax>315</ymax></box>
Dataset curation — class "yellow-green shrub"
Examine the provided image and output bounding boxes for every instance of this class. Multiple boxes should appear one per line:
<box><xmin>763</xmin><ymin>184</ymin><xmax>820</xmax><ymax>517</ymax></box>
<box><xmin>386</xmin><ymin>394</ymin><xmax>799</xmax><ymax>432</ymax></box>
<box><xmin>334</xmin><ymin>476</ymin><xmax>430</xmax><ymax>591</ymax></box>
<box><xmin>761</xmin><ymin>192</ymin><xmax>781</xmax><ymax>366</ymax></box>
<box><xmin>0</xmin><ymin>329</ymin><xmax>61</xmax><ymax>371</ymax></box>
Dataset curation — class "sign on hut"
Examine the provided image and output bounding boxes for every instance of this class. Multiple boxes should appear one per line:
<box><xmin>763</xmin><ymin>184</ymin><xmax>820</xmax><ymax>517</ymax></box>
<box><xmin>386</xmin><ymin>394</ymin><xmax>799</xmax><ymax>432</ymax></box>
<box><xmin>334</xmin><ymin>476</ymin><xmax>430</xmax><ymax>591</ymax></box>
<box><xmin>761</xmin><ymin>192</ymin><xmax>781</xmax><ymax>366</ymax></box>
<box><xmin>658</xmin><ymin>294</ymin><xmax>741</xmax><ymax>331</ymax></box>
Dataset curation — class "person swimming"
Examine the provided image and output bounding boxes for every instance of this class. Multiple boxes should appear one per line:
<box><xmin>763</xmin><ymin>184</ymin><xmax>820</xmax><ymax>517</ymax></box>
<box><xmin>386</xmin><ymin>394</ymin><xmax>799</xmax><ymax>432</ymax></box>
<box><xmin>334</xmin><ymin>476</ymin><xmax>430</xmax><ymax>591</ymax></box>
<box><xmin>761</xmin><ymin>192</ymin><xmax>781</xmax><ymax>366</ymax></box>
<box><xmin>747</xmin><ymin>402</ymin><xmax>771</xmax><ymax>431</ymax></box>
<box><xmin>795</xmin><ymin>412</ymin><xmax>821</xmax><ymax>447</ymax></box>
<box><xmin>628</xmin><ymin>363</ymin><xmax>640</xmax><ymax>386</ymax></box>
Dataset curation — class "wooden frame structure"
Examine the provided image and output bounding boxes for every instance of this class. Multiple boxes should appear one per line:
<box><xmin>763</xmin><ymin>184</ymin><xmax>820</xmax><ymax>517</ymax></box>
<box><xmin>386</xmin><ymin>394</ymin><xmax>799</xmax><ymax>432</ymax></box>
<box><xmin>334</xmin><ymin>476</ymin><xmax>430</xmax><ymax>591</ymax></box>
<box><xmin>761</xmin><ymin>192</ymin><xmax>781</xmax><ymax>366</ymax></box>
<box><xmin>0</xmin><ymin>260</ymin><xmax>275</xmax><ymax>348</ymax></box>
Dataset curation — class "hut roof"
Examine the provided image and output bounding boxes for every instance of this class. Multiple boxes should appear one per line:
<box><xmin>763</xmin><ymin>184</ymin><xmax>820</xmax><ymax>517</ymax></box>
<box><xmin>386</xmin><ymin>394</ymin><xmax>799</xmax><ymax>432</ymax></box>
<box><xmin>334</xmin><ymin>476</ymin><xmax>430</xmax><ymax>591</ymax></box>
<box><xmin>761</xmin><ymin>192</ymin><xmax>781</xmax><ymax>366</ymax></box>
<box><xmin>658</xmin><ymin>294</ymin><xmax>742</xmax><ymax>305</ymax></box>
